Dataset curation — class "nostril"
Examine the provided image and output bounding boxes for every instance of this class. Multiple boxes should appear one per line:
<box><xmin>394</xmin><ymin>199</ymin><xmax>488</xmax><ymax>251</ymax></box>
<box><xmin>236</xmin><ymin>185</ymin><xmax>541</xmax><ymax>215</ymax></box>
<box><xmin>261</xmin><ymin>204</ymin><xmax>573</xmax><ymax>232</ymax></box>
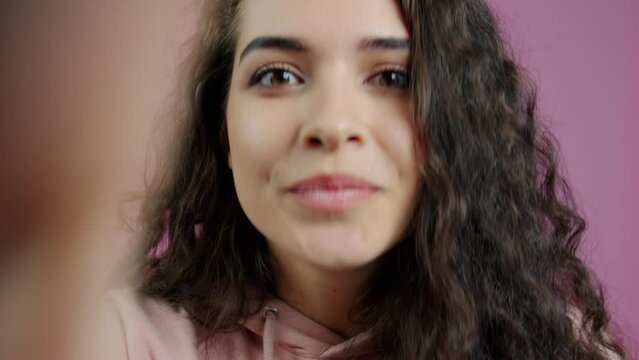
<box><xmin>302</xmin><ymin>132</ymin><xmax>363</xmax><ymax>149</ymax></box>
<box><xmin>305</xmin><ymin>136</ymin><xmax>323</xmax><ymax>147</ymax></box>
<box><xmin>347</xmin><ymin>135</ymin><xmax>362</xmax><ymax>143</ymax></box>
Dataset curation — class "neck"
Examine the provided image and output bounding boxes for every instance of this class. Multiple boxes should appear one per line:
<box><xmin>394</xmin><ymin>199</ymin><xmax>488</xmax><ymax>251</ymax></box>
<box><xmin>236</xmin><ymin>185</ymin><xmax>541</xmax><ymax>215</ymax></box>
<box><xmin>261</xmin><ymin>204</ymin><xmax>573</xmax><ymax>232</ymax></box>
<box><xmin>272</xmin><ymin>257</ymin><xmax>378</xmax><ymax>337</ymax></box>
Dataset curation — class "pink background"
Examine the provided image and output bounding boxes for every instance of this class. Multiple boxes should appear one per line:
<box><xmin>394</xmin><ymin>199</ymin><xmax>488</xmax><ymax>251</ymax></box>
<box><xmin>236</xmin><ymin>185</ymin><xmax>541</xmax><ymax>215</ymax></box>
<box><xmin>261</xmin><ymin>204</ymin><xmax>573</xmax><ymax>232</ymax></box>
<box><xmin>489</xmin><ymin>0</ymin><xmax>639</xmax><ymax>354</ymax></box>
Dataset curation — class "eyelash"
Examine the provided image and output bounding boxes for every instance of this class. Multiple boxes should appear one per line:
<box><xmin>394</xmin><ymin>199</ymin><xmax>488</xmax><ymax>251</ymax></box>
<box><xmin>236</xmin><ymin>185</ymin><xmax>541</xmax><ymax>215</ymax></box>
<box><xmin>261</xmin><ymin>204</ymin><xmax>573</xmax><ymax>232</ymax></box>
<box><xmin>248</xmin><ymin>63</ymin><xmax>410</xmax><ymax>91</ymax></box>
<box><xmin>366</xmin><ymin>64</ymin><xmax>410</xmax><ymax>92</ymax></box>
<box><xmin>249</xmin><ymin>63</ymin><xmax>303</xmax><ymax>87</ymax></box>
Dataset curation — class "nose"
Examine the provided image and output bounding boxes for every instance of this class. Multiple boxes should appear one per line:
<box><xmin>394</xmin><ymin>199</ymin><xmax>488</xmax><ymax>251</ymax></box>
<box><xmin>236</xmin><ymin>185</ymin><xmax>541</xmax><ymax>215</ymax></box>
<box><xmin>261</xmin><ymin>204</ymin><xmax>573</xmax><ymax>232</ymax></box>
<box><xmin>298</xmin><ymin>76</ymin><xmax>368</xmax><ymax>152</ymax></box>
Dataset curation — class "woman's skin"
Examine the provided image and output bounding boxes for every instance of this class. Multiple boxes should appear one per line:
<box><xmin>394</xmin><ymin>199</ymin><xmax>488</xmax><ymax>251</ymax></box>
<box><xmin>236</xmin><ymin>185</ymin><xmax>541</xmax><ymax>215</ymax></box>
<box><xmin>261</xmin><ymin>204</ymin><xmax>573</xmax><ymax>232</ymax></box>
<box><xmin>226</xmin><ymin>0</ymin><xmax>420</xmax><ymax>336</ymax></box>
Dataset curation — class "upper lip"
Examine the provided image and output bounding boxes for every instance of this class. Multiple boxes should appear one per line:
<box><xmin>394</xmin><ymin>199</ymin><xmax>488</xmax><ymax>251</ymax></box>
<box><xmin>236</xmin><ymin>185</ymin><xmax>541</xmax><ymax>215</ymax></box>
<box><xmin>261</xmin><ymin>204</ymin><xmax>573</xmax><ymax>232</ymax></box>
<box><xmin>286</xmin><ymin>173</ymin><xmax>380</xmax><ymax>192</ymax></box>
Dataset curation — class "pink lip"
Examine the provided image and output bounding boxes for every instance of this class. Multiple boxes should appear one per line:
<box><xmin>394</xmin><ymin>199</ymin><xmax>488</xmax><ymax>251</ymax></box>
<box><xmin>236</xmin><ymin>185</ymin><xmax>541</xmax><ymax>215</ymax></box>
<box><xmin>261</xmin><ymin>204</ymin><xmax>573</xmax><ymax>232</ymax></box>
<box><xmin>286</xmin><ymin>174</ymin><xmax>380</xmax><ymax>211</ymax></box>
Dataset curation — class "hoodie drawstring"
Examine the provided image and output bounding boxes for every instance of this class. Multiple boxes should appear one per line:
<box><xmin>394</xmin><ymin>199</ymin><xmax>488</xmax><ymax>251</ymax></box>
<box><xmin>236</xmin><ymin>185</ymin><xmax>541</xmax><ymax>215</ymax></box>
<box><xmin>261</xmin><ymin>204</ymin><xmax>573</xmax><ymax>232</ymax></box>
<box><xmin>262</xmin><ymin>306</ymin><xmax>279</xmax><ymax>360</ymax></box>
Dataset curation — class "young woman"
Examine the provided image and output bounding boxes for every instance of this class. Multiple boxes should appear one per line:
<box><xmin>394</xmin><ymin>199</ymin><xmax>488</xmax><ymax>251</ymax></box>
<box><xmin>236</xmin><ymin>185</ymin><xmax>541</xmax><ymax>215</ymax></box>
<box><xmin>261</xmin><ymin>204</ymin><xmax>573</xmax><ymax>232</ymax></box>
<box><xmin>100</xmin><ymin>0</ymin><xmax>627</xmax><ymax>358</ymax></box>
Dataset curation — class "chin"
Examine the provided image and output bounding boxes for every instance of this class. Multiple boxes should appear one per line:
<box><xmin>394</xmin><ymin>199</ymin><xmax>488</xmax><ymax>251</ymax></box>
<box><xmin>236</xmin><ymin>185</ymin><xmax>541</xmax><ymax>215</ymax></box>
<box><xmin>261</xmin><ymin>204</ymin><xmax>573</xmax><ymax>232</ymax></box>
<box><xmin>291</xmin><ymin>226</ymin><xmax>397</xmax><ymax>271</ymax></box>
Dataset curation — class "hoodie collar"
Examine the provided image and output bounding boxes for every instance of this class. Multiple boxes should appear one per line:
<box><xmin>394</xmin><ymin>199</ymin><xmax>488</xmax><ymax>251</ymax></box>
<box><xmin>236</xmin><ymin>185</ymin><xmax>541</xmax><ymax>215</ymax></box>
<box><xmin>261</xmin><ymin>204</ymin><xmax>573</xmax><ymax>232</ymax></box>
<box><xmin>240</xmin><ymin>297</ymin><xmax>373</xmax><ymax>358</ymax></box>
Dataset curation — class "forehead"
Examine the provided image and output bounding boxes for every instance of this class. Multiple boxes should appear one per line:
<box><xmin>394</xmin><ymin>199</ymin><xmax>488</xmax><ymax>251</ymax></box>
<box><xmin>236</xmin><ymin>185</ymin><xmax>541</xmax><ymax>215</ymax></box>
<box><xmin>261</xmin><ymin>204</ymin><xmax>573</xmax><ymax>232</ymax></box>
<box><xmin>236</xmin><ymin>0</ymin><xmax>409</xmax><ymax>51</ymax></box>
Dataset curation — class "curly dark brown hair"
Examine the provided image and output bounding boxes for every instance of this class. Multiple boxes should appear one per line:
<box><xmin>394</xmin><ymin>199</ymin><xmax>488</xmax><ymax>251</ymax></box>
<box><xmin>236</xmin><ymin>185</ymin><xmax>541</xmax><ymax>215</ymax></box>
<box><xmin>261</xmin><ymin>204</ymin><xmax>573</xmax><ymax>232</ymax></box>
<box><xmin>137</xmin><ymin>0</ymin><xmax>627</xmax><ymax>358</ymax></box>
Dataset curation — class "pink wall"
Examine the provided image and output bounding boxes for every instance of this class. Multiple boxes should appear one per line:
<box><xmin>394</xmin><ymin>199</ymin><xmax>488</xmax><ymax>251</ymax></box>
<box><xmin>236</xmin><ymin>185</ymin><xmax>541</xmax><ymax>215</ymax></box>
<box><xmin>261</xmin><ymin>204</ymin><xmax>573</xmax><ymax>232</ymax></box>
<box><xmin>488</xmin><ymin>0</ymin><xmax>639</xmax><ymax>354</ymax></box>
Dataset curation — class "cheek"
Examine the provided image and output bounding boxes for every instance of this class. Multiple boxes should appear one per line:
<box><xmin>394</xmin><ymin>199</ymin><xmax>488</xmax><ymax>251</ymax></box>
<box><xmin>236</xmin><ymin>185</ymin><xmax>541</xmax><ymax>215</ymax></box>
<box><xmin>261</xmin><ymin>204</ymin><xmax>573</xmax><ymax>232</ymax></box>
<box><xmin>228</xmin><ymin>101</ymin><xmax>292</xmax><ymax>173</ymax></box>
<box><xmin>227</xmin><ymin>96</ymin><xmax>305</xmax><ymax>208</ymax></box>
<box><xmin>373</xmin><ymin>105</ymin><xmax>420</xmax><ymax>179</ymax></box>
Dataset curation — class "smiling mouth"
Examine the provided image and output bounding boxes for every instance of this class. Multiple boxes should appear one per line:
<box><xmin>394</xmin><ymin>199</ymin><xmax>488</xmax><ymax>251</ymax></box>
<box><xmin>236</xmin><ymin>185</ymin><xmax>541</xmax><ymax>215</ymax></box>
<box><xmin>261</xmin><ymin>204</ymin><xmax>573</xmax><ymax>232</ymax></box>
<box><xmin>286</xmin><ymin>174</ymin><xmax>380</xmax><ymax>211</ymax></box>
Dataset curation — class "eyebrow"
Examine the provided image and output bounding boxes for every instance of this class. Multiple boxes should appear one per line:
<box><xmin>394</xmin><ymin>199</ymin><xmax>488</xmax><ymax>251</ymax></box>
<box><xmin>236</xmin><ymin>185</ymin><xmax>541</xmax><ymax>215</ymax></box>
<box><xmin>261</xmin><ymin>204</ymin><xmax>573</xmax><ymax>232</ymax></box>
<box><xmin>239</xmin><ymin>37</ymin><xmax>308</xmax><ymax>63</ymax></box>
<box><xmin>238</xmin><ymin>36</ymin><xmax>410</xmax><ymax>63</ymax></box>
<box><xmin>358</xmin><ymin>37</ymin><xmax>410</xmax><ymax>51</ymax></box>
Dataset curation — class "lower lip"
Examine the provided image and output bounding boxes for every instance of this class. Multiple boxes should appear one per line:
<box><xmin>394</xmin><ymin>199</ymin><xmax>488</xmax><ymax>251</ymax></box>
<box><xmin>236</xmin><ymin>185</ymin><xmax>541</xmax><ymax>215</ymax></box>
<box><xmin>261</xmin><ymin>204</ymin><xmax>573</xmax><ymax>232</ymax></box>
<box><xmin>288</xmin><ymin>188</ymin><xmax>378</xmax><ymax>211</ymax></box>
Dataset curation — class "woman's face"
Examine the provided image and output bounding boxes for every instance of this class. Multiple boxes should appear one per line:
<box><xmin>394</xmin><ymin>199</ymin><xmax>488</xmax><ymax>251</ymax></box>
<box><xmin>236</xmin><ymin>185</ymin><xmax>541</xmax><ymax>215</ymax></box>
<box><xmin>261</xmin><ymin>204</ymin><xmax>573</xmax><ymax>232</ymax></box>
<box><xmin>226</xmin><ymin>0</ymin><xmax>420</xmax><ymax>271</ymax></box>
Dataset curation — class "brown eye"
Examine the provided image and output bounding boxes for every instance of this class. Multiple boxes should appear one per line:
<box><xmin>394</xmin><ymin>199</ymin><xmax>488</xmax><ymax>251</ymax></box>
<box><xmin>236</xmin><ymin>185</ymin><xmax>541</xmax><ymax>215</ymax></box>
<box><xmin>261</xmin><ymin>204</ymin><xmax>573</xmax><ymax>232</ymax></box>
<box><xmin>367</xmin><ymin>70</ymin><xmax>409</xmax><ymax>90</ymax></box>
<box><xmin>251</xmin><ymin>67</ymin><xmax>303</xmax><ymax>87</ymax></box>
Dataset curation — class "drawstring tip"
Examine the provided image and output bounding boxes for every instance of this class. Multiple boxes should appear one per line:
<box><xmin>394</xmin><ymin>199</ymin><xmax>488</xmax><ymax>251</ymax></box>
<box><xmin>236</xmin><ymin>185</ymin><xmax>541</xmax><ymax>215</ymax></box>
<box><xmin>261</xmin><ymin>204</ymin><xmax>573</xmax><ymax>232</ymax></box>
<box><xmin>262</xmin><ymin>306</ymin><xmax>279</xmax><ymax>360</ymax></box>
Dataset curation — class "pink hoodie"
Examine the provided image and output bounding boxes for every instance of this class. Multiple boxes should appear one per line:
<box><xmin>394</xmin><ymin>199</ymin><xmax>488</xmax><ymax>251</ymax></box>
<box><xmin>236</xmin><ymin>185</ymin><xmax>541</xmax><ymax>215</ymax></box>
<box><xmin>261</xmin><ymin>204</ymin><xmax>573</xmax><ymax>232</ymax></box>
<box><xmin>98</xmin><ymin>288</ymin><xmax>373</xmax><ymax>359</ymax></box>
